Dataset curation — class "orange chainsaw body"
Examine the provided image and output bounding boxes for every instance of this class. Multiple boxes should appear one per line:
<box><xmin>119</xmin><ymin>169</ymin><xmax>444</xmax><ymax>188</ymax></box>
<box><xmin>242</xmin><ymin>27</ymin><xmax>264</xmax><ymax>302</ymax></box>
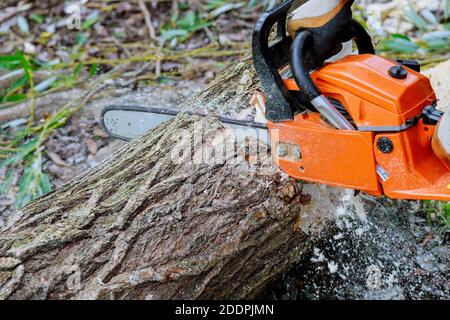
<box><xmin>268</xmin><ymin>54</ymin><xmax>450</xmax><ymax>201</ymax></box>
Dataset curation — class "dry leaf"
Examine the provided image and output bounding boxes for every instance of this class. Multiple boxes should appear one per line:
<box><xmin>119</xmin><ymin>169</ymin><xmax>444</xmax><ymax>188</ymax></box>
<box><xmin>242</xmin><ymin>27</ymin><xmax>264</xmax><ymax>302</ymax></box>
<box><xmin>86</xmin><ymin>138</ymin><xmax>98</xmax><ymax>155</ymax></box>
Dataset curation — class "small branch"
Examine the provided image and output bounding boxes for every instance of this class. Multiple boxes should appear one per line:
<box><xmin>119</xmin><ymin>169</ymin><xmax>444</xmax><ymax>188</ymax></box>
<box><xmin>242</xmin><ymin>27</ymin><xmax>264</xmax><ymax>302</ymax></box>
<box><xmin>138</xmin><ymin>0</ymin><xmax>157</xmax><ymax>41</ymax></box>
<box><xmin>0</xmin><ymin>147</ymin><xmax>17</xmax><ymax>152</ymax></box>
<box><xmin>55</xmin><ymin>47</ymin><xmax>248</xmax><ymax>68</ymax></box>
<box><xmin>0</xmin><ymin>69</ymin><xmax>24</xmax><ymax>83</ymax></box>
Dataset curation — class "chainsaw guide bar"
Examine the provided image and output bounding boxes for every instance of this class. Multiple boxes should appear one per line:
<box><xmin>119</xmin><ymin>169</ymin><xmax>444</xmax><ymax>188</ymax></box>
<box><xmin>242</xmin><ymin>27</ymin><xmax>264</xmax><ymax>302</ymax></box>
<box><xmin>101</xmin><ymin>105</ymin><xmax>270</xmax><ymax>144</ymax></box>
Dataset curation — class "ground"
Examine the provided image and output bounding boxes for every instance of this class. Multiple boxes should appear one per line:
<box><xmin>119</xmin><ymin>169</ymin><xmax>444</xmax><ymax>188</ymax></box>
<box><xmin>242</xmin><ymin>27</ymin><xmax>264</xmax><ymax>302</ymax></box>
<box><xmin>0</xmin><ymin>0</ymin><xmax>449</xmax><ymax>300</ymax></box>
<box><xmin>263</xmin><ymin>194</ymin><xmax>449</xmax><ymax>299</ymax></box>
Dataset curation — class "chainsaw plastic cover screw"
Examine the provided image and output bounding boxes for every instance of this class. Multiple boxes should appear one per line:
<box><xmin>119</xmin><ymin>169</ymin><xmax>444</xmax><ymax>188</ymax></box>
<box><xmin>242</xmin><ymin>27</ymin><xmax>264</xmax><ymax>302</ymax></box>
<box><xmin>377</xmin><ymin>137</ymin><xmax>394</xmax><ymax>154</ymax></box>
<box><xmin>389</xmin><ymin>63</ymin><xmax>408</xmax><ymax>79</ymax></box>
<box><xmin>276</xmin><ymin>143</ymin><xmax>289</xmax><ymax>158</ymax></box>
<box><xmin>292</xmin><ymin>145</ymin><xmax>302</xmax><ymax>161</ymax></box>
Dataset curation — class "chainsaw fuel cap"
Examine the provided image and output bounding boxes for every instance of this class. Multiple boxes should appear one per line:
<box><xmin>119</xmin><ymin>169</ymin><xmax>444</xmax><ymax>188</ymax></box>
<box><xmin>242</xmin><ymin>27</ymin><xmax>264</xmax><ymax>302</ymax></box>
<box><xmin>389</xmin><ymin>63</ymin><xmax>408</xmax><ymax>79</ymax></box>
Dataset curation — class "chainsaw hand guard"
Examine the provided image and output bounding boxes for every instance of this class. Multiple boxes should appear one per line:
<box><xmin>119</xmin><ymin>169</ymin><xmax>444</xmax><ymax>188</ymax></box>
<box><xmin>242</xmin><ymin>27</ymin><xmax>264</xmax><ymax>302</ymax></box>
<box><xmin>252</xmin><ymin>0</ymin><xmax>299</xmax><ymax>122</ymax></box>
<box><xmin>252</xmin><ymin>0</ymin><xmax>374</xmax><ymax>123</ymax></box>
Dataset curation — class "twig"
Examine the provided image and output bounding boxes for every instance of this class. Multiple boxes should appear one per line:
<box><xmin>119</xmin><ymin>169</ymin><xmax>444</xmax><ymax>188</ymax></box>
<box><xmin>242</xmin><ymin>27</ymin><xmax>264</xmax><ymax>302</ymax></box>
<box><xmin>123</xmin><ymin>62</ymin><xmax>153</xmax><ymax>78</ymax></box>
<box><xmin>155</xmin><ymin>42</ymin><xmax>163</xmax><ymax>78</ymax></box>
<box><xmin>111</xmin><ymin>37</ymin><xmax>132</xmax><ymax>58</ymax></box>
<box><xmin>203</xmin><ymin>27</ymin><xmax>219</xmax><ymax>46</ymax></box>
<box><xmin>0</xmin><ymin>63</ymin><xmax>130</xmax><ymax>125</ymax></box>
<box><xmin>138</xmin><ymin>0</ymin><xmax>156</xmax><ymax>41</ymax></box>
<box><xmin>53</xmin><ymin>46</ymin><xmax>248</xmax><ymax>68</ymax></box>
<box><xmin>0</xmin><ymin>146</ymin><xmax>17</xmax><ymax>152</ymax></box>
<box><xmin>0</xmin><ymin>69</ymin><xmax>24</xmax><ymax>83</ymax></box>
<box><xmin>171</xmin><ymin>0</ymin><xmax>179</xmax><ymax>26</ymax></box>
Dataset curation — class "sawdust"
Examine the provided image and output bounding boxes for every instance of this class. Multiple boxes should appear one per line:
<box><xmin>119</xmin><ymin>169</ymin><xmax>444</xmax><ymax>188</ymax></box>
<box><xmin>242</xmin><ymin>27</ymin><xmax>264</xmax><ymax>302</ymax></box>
<box><xmin>263</xmin><ymin>193</ymin><xmax>449</xmax><ymax>300</ymax></box>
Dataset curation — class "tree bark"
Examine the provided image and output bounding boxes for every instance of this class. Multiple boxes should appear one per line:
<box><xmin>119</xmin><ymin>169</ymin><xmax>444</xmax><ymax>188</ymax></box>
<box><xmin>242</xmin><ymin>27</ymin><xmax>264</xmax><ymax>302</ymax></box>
<box><xmin>0</xmin><ymin>55</ymin><xmax>342</xmax><ymax>300</ymax></box>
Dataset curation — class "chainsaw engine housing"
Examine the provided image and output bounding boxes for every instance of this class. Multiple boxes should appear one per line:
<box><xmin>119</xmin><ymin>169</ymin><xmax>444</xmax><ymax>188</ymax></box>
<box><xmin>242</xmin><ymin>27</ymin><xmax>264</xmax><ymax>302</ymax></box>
<box><xmin>269</xmin><ymin>54</ymin><xmax>449</xmax><ymax>200</ymax></box>
<box><xmin>253</xmin><ymin>1</ymin><xmax>449</xmax><ymax>201</ymax></box>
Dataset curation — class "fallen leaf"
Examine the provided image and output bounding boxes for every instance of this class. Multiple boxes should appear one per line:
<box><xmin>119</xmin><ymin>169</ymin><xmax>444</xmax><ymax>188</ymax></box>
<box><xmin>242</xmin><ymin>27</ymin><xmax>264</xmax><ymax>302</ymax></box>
<box><xmin>47</xmin><ymin>151</ymin><xmax>70</xmax><ymax>167</ymax></box>
<box><xmin>421</xmin><ymin>233</ymin><xmax>434</xmax><ymax>246</ymax></box>
<box><xmin>86</xmin><ymin>138</ymin><xmax>98</xmax><ymax>155</ymax></box>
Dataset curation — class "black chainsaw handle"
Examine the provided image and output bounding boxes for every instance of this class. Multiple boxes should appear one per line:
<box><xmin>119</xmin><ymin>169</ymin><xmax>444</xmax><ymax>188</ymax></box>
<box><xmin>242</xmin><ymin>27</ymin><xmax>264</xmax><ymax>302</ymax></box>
<box><xmin>290</xmin><ymin>19</ymin><xmax>375</xmax><ymax>101</ymax></box>
<box><xmin>290</xmin><ymin>30</ymin><xmax>319</xmax><ymax>100</ymax></box>
<box><xmin>352</xmin><ymin>19</ymin><xmax>375</xmax><ymax>56</ymax></box>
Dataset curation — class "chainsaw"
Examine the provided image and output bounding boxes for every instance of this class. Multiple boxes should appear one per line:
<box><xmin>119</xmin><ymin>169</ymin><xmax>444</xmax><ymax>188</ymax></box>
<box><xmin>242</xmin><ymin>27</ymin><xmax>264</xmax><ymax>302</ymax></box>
<box><xmin>101</xmin><ymin>0</ymin><xmax>449</xmax><ymax>201</ymax></box>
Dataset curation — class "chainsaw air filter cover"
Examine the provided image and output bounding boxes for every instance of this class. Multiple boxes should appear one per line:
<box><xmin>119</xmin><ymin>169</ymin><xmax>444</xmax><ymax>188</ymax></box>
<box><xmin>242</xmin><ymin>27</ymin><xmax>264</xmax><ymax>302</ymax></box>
<box><xmin>284</xmin><ymin>54</ymin><xmax>437</xmax><ymax>132</ymax></box>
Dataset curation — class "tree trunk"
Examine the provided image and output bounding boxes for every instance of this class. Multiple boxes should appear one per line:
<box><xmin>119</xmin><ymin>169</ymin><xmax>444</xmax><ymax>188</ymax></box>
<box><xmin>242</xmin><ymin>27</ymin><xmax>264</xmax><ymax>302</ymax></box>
<box><xmin>0</xmin><ymin>55</ymin><xmax>343</xmax><ymax>300</ymax></box>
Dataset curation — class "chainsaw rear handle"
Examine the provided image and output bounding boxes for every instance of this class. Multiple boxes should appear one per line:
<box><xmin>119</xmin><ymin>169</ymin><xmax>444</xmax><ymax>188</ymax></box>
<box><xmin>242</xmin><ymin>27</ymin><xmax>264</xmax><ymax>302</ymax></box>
<box><xmin>252</xmin><ymin>0</ymin><xmax>375</xmax><ymax>123</ymax></box>
<box><xmin>290</xmin><ymin>20</ymin><xmax>374</xmax><ymax>130</ymax></box>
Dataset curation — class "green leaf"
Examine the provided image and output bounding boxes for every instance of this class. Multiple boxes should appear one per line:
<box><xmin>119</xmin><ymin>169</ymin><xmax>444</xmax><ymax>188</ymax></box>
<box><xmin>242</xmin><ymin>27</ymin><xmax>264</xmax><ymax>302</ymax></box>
<box><xmin>183</xmin><ymin>11</ymin><xmax>196</xmax><ymax>27</ymax></box>
<box><xmin>391</xmin><ymin>34</ymin><xmax>412</xmax><ymax>41</ymax></box>
<box><xmin>15</xmin><ymin>50</ymin><xmax>35</xmax><ymax>80</ymax></box>
<box><xmin>46</xmin><ymin>108</ymin><xmax>72</xmax><ymax>129</ymax></box>
<box><xmin>30</xmin><ymin>13</ymin><xmax>44</xmax><ymax>24</ymax></box>
<box><xmin>405</xmin><ymin>5</ymin><xmax>427</xmax><ymax>29</ymax></box>
<box><xmin>76</xmin><ymin>33</ymin><xmax>88</xmax><ymax>46</ymax></box>
<box><xmin>8</xmin><ymin>74</ymin><xmax>28</xmax><ymax>92</ymax></box>
<box><xmin>161</xmin><ymin>29</ymin><xmax>189</xmax><ymax>41</ymax></box>
<box><xmin>0</xmin><ymin>138</ymin><xmax>38</xmax><ymax>169</ymax></box>
<box><xmin>0</xmin><ymin>54</ymin><xmax>22</xmax><ymax>70</ymax></box>
<box><xmin>1</xmin><ymin>93</ymin><xmax>27</xmax><ymax>103</ymax></box>
<box><xmin>1</xmin><ymin>74</ymin><xmax>28</xmax><ymax>103</ymax></box>
<box><xmin>16</xmin><ymin>171</ymin><xmax>34</xmax><ymax>208</ymax></box>
<box><xmin>9</xmin><ymin>127</ymin><xmax>33</xmax><ymax>146</ymax></box>
<box><xmin>210</xmin><ymin>3</ymin><xmax>244</xmax><ymax>18</ymax></box>
<box><xmin>71</xmin><ymin>63</ymin><xmax>83</xmax><ymax>79</ymax></box>
<box><xmin>205</xmin><ymin>0</ymin><xmax>227</xmax><ymax>10</ymax></box>
<box><xmin>82</xmin><ymin>17</ymin><xmax>98</xmax><ymax>30</ymax></box>
<box><xmin>246</xmin><ymin>0</ymin><xmax>260</xmax><ymax>9</ymax></box>
<box><xmin>0</xmin><ymin>170</ymin><xmax>14</xmax><ymax>194</ymax></box>
<box><xmin>15</xmin><ymin>155</ymin><xmax>53</xmax><ymax>208</ymax></box>
<box><xmin>176</xmin><ymin>11</ymin><xmax>212</xmax><ymax>32</ymax></box>
<box><xmin>88</xmin><ymin>63</ymin><xmax>98</xmax><ymax>76</ymax></box>
<box><xmin>425</xmin><ymin>39</ymin><xmax>450</xmax><ymax>52</ymax></box>
<box><xmin>39</xmin><ymin>172</ymin><xmax>52</xmax><ymax>194</ymax></box>
<box><xmin>379</xmin><ymin>37</ymin><xmax>419</xmax><ymax>53</ymax></box>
